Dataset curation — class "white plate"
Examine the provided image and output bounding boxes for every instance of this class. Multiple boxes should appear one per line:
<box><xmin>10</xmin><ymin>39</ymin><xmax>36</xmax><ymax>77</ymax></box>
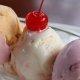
<box><xmin>0</xmin><ymin>18</ymin><xmax>80</xmax><ymax>80</ymax></box>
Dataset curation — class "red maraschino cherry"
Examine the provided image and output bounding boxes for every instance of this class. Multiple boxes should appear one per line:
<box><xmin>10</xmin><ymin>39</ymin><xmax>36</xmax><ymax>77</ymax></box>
<box><xmin>26</xmin><ymin>0</ymin><xmax>48</xmax><ymax>31</ymax></box>
<box><xmin>26</xmin><ymin>11</ymin><xmax>48</xmax><ymax>31</ymax></box>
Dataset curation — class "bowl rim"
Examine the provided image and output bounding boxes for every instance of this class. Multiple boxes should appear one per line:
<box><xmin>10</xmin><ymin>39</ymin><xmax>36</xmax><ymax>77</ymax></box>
<box><xmin>19</xmin><ymin>17</ymin><xmax>80</xmax><ymax>37</ymax></box>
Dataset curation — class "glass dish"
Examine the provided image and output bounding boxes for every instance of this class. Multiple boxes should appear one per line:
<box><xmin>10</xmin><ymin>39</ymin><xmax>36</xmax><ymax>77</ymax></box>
<box><xmin>0</xmin><ymin>18</ymin><xmax>79</xmax><ymax>80</ymax></box>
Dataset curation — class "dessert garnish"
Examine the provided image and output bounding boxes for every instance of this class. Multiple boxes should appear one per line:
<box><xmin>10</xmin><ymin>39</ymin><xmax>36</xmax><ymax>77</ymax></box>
<box><xmin>26</xmin><ymin>0</ymin><xmax>48</xmax><ymax>31</ymax></box>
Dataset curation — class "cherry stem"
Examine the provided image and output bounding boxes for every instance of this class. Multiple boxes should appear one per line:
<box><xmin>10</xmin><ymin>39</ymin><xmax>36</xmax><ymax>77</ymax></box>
<box><xmin>39</xmin><ymin>0</ymin><xmax>45</xmax><ymax>12</ymax></box>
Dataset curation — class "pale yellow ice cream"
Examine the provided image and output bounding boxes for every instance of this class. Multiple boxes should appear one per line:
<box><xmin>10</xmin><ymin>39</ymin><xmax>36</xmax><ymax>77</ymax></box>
<box><xmin>0</xmin><ymin>5</ymin><xmax>22</xmax><ymax>45</ymax></box>
<box><xmin>0</xmin><ymin>5</ymin><xmax>24</xmax><ymax>76</ymax></box>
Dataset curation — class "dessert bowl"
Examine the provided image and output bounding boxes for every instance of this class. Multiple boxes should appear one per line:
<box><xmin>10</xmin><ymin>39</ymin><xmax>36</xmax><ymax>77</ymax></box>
<box><xmin>0</xmin><ymin>18</ymin><xmax>79</xmax><ymax>80</ymax></box>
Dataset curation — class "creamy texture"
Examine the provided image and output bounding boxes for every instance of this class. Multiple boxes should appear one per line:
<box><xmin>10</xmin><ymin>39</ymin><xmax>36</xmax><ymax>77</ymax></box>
<box><xmin>52</xmin><ymin>39</ymin><xmax>80</xmax><ymax>80</ymax></box>
<box><xmin>0</xmin><ymin>5</ymin><xmax>22</xmax><ymax>45</ymax></box>
<box><xmin>11</xmin><ymin>27</ymin><xmax>64</xmax><ymax>80</ymax></box>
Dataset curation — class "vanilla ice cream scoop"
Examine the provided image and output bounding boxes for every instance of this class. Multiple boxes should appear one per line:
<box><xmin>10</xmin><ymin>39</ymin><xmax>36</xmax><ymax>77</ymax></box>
<box><xmin>11</xmin><ymin>27</ymin><xmax>64</xmax><ymax>80</ymax></box>
<box><xmin>0</xmin><ymin>5</ymin><xmax>22</xmax><ymax>45</ymax></box>
<box><xmin>52</xmin><ymin>39</ymin><xmax>80</xmax><ymax>80</ymax></box>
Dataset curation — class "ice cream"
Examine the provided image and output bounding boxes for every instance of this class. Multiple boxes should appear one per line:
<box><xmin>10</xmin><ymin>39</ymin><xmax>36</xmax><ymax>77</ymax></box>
<box><xmin>0</xmin><ymin>5</ymin><xmax>24</xmax><ymax>75</ymax></box>
<box><xmin>0</xmin><ymin>34</ymin><xmax>10</xmax><ymax>64</ymax></box>
<box><xmin>0</xmin><ymin>5</ymin><xmax>22</xmax><ymax>45</ymax></box>
<box><xmin>52</xmin><ymin>39</ymin><xmax>80</xmax><ymax>80</ymax></box>
<box><xmin>11</xmin><ymin>11</ymin><xmax>64</xmax><ymax>80</ymax></box>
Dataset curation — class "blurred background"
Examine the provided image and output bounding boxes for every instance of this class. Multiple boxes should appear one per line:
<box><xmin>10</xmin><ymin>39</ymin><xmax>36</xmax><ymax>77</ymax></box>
<box><xmin>0</xmin><ymin>0</ymin><xmax>80</xmax><ymax>27</ymax></box>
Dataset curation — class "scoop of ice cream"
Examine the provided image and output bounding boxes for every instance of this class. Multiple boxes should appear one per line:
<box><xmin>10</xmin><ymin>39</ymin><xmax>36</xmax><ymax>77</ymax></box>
<box><xmin>0</xmin><ymin>34</ymin><xmax>10</xmax><ymax>64</ymax></box>
<box><xmin>52</xmin><ymin>39</ymin><xmax>80</xmax><ymax>80</ymax></box>
<box><xmin>11</xmin><ymin>27</ymin><xmax>64</xmax><ymax>80</ymax></box>
<box><xmin>0</xmin><ymin>5</ymin><xmax>22</xmax><ymax>45</ymax></box>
